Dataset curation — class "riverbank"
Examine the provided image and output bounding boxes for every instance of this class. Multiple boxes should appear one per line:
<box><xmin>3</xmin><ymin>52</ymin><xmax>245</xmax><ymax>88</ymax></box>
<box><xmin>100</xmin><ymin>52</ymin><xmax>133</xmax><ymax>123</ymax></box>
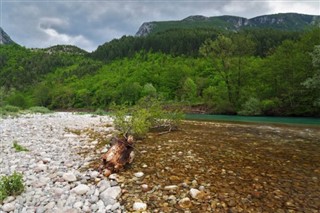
<box><xmin>0</xmin><ymin>112</ymin><xmax>123</xmax><ymax>212</ymax></box>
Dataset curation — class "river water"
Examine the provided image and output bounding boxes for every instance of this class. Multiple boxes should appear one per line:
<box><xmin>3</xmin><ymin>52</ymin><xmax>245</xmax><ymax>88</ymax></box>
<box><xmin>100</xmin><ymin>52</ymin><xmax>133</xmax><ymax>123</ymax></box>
<box><xmin>115</xmin><ymin>120</ymin><xmax>320</xmax><ymax>212</ymax></box>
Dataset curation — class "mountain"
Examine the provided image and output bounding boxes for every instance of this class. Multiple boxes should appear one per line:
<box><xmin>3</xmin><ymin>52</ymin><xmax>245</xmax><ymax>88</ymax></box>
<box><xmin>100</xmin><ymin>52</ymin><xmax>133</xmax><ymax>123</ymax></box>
<box><xmin>136</xmin><ymin>13</ymin><xmax>320</xmax><ymax>36</ymax></box>
<box><xmin>0</xmin><ymin>27</ymin><xmax>15</xmax><ymax>44</ymax></box>
<box><xmin>32</xmin><ymin>45</ymin><xmax>88</xmax><ymax>55</ymax></box>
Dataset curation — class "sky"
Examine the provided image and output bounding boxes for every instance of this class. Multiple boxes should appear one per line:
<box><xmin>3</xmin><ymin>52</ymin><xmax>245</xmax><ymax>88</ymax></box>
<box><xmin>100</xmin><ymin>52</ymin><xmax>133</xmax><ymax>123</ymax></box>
<box><xmin>1</xmin><ymin>0</ymin><xmax>319</xmax><ymax>52</ymax></box>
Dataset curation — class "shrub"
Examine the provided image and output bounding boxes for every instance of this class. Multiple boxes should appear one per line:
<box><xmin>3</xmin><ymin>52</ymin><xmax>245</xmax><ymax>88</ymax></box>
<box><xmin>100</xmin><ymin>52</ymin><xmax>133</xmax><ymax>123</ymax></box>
<box><xmin>3</xmin><ymin>105</ymin><xmax>20</xmax><ymax>112</ymax></box>
<box><xmin>0</xmin><ymin>172</ymin><xmax>24</xmax><ymax>202</ymax></box>
<box><xmin>28</xmin><ymin>106</ymin><xmax>51</xmax><ymax>114</ymax></box>
<box><xmin>238</xmin><ymin>97</ymin><xmax>262</xmax><ymax>116</ymax></box>
<box><xmin>111</xmin><ymin>97</ymin><xmax>183</xmax><ymax>138</ymax></box>
<box><xmin>13</xmin><ymin>141</ymin><xmax>29</xmax><ymax>152</ymax></box>
<box><xmin>94</xmin><ymin>108</ymin><xmax>106</xmax><ymax>115</ymax></box>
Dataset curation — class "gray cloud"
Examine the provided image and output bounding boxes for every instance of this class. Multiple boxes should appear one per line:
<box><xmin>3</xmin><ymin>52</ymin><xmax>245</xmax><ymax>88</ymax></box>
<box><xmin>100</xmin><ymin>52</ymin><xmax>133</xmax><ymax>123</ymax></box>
<box><xmin>1</xmin><ymin>0</ymin><xmax>319</xmax><ymax>51</ymax></box>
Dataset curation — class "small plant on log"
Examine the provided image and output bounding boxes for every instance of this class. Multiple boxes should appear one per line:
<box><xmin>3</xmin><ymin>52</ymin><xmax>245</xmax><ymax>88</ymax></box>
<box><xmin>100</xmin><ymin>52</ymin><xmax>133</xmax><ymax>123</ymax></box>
<box><xmin>111</xmin><ymin>97</ymin><xmax>183</xmax><ymax>138</ymax></box>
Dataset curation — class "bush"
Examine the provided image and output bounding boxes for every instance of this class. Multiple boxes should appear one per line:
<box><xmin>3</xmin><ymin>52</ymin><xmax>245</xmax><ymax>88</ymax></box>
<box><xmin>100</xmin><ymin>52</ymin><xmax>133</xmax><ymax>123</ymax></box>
<box><xmin>111</xmin><ymin>97</ymin><xmax>183</xmax><ymax>138</ymax></box>
<box><xmin>0</xmin><ymin>172</ymin><xmax>24</xmax><ymax>202</ymax></box>
<box><xmin>238</xmin><ymin>97</ymin><xmax>262</xmax><ymax>116</ymax></box>
<box><xmin>3</xmin><ymin>105</ymin><xmax>20</xmax><ymax>112</ymax></box>
<box><xmin>28</xmin><ymin>106</ymin><xmax>51</xmax><ymax>114</ymax></box>
<box><xmin>13</xmin><ymin>141</ymin><xmax>29</xmax><ymax>152</ymax></box>
<box><xmin>7</xmin><ymin>93</ymin><xmax>28</xmax><ymax>108</ymax></box>
<box><xmin>94</xmin><ymin>108</ymin><xmax>106</xmax><ymax>115</ymax></box>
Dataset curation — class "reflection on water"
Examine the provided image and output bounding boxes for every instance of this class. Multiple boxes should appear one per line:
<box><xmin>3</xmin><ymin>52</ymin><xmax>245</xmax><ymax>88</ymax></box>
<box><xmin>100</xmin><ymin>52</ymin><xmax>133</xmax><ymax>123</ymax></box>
<box><xmin>118</xmin><ymin>121</ymin><xmax>320</xmax><ymax>212</ymax></box>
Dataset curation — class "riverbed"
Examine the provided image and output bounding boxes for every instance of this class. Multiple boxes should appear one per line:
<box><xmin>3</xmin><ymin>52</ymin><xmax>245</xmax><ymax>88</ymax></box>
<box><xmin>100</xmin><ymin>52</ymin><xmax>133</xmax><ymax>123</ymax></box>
<box><xmin>115</xmin><ymin>121</ymin><xmax>320</xmax><ymax>212</ymax></box>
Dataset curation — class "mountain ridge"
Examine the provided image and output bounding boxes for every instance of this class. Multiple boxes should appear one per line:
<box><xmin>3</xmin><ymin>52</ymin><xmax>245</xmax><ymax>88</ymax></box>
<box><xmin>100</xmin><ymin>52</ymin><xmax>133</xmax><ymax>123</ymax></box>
<box><xmin>0</xmin><ymin>27</ymin><xmax>15</xmax><ymax>45</ymax></box>
<box><xmin>136</xmin><ymin>13</ymin><xmax>320</xmax><ymax>36</ymax></box>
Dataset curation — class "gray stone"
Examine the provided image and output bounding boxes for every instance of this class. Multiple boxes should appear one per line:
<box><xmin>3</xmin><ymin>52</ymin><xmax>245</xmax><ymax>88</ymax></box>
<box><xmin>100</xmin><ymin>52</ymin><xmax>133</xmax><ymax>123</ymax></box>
<box><xmin>2</xmin><ymin>203</ymin><xmax>15</xmax><ymax>212</ymax></box>
<box><xmin>100</xmin><ymin>186</ymin><xmax>121</xmax><ymax>199</ymax></box>
<box><xmin>90</xmin><ymin>171</ymin><xmax>99</xmax><ymax>179</ymax></box>
<box><xmin>3</xmin><ymin>196</ymin><xmax>15</xmax><ymax>204</ymax></box>
<box><xmin>72</xmin><ymin>184</ymin><xmax>90</xmax><ymax>195</ymax></box>
<box><xmin>111</xmin><ymin>202</ymin><xmax>120</xmax><ymax>211</ymax></box>
<box><xmin>134</xmin><ymin>172</ymin><xmax>144</xmax><ymax>178</ymax></box>
<box><xmin>164</xmin><ymin>185</ymin><xmax>178</xmax><ymax>190</ymax></box>
<box><xmin>96</xmin><ymin>200</ymin><xmax>105</xmax><ymax>211</ymax></box>
<box><xmin>73</xmin><ymin>201</ymin><xmax>83</xmax><ymax>208</ymax></box>
<box><xmin>62</xmin><ymin>172</ymin><xmax>77</xmax><ymax>182</ymax></box>
<box><xmin>89</xmin><ymin>195</ymin><xmax>99</xmax><ymax>203</ymax></box>
<box><xmin>82</xmin><ymin>205</ymin><xmax>91</xmax><ymax>212</ymax></box>
<box><xmin>63</xmin><ymin>208</ymin><xmax>79</xmax><ymax>213</ymax></box>
<box><xmin>190</xmin><ymin>188</ymin><xmax>201</xmax><ymax>199</ymax></box>
<box><xmin>133</xmin><ymin>202</ymin><xmax>147</xmax><ymax>211</ymax></box>
<box><xmin>45</xmin><ymin>201</ymin><xmax>56</xmax><ymax>209</ymax></box>
<box><xmin>91</xmin><ymin>204</ymin><xmax>98</xmax><ymax>211</ymax></box>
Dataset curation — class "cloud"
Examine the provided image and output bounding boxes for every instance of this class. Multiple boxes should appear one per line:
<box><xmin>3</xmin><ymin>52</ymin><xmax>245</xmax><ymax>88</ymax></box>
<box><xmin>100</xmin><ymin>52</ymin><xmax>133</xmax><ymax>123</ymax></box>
<box><xmin>1</xmin><ymin>1</ymin><xmax>319</xmax><ymax>52</ymax></box>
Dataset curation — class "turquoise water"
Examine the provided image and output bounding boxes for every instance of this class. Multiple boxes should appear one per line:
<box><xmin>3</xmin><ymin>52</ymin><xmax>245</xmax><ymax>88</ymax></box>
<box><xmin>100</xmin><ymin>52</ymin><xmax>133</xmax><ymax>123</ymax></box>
<box><xmin>185</xmin><ymin>114</ymin><xmax>320</xmax><ymax>126</ymax></box>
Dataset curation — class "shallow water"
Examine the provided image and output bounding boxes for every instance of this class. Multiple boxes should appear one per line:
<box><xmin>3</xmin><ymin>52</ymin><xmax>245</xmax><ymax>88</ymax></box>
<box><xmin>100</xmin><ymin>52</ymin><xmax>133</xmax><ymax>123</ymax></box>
<box><xmin>117</xmin><ymin>121</ymin><xmax>320</xmax><ymax>212</ymax></box>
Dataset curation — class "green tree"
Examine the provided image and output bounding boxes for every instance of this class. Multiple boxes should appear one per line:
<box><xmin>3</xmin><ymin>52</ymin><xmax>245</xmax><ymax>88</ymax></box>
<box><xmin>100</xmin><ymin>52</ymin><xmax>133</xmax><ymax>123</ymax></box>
<box><xmin>302</xmin><ymin>45</ymin><xmax>320</xmax><ymax>107</ymax></box>
<box><xmin>181</xmin><ymin>77</ymin><xmax>197</xmax><ymax>102</ymax></box>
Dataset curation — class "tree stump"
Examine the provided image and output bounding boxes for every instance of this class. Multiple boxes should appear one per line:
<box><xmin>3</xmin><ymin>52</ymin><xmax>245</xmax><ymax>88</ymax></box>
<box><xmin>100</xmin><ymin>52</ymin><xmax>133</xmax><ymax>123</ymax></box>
<box><xmin>100</xmin><ymin>135</ymin><xmax>135</xmax><ymax>177</ymax></box>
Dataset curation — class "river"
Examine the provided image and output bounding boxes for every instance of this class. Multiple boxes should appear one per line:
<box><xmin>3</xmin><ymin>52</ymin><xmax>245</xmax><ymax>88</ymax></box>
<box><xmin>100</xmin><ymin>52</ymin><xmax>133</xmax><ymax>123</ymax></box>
<box><xmin>114</xmin><ymin>118</ymin><xmax>320</xmax><ymax>212</ymax></box>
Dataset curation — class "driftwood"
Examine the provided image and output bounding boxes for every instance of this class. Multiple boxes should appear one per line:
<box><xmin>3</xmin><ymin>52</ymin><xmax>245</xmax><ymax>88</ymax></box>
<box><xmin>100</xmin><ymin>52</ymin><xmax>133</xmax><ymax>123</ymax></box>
<box><xmin>100</xmin><ymin>135</ymin><xmax>135</xmax><ymax>177</ymax></box>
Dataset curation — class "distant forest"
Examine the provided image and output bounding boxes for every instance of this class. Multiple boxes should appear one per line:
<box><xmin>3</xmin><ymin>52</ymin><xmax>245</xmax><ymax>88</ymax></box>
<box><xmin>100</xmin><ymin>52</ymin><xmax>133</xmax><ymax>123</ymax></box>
<box><xmin>0</xmin><ymin>28</ymin><xmax>319</xmax><ymax>116</ymax></box>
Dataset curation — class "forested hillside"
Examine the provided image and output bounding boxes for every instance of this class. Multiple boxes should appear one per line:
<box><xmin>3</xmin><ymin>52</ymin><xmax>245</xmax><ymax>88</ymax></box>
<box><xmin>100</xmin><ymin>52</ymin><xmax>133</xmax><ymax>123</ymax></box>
<box><xmin>0</xmin><ymin>27</ymin><xmax>319</xmax><ymax>116</ymax></box>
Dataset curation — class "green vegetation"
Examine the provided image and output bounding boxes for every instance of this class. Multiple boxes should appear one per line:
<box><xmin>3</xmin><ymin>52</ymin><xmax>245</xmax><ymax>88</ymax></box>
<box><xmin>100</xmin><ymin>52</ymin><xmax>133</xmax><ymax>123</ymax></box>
<box><xmin>27</xmin><ymin>106</ymin><xmax>51</xmax><ymax>114</ymax></box>
<box><xmin>0</xmin><ymin>27</ymin><xmax>319</xmax><ymax>117</ymax></box>
<box><xmin>112</xmin><ymin>98</ymin><xmax>183</xmax><ymax>138</ymax></box>
<box><xmin>13</xmin><ymin>141</ymin><xmax>29</xmax><ymax>152</ymax></box>
<box><xmin>0</xmin><ymin>172</ymin><xmax>24</xmax><ymax>202</ymax></box>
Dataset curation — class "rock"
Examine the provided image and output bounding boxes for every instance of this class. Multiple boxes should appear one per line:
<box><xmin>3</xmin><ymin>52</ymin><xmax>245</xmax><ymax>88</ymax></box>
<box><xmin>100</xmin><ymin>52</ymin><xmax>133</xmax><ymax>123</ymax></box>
<box><xmin>35</xmin><ymin>163</ymin><xmax>47</xmax><ymax>172</ymax></box>
<box><xmin>63</xmin><ymin>172</ymin><xmax>77</xmax><ymax>182</ymax></box>
<box><xmin>63</xmin><ymin>208</ymin><xmax>79</xmax><ymax>213</ymax></box>
<box><xmin>100</xmin><ymin>186</ymin><xmax>121</xmax><ymax>206</ymax></box>
<box><xmin>89</xmin><ymin>195</ymin><xmax>99</xmax><ymax>203</ymax></box>
<box><xmin>2</xmin><ymin>203</ymin><xmax>15</xmax><ymax>212</ymax></box>
<box><xmin>73</xmin><ymin>201</ymin><xmax>83</xmax><ymax>208</ymax></box>
<box><xmin>111</xmin><ymin>202</ymin><xmax>120</xmax><ymax>211</ymax></box>
<box><xmin>164</xmin><ymin>185</ymin><xmax>178</xmax><ymax>190</ymax></box>
<box><xmin>134</xmin><ymin>172</ymin><xmax>144</xmax><ymax>178</ymax></box>
<box><xmin>133</xmin><ymin>202</ymin><xmax>147</xmax><ymax>211</ymax></box>
<box><xmin>178</xmin><ymin>198</ymin><xmax>192</xmax><ymax>209</ymax></box>
<box><xmin>141</xmin><ymin>184</ymin><xmax>149</xmax><ymax>192</ymax></box>
<box><xmin>45</xmin><ymin>201</ymin><xmax>56</xmax><ymax>209</ymax></box>
<box><xmin>3</xmin><ymin>196</ymin><xmax>15</xmax><ymax>204</ymax></box>
<box><xmin>73</xmin><ymin>184</ymin><xmax>90</xmax><ymax>195</ymax></box>
<box><xmin>190</xmin><ymin>188</ymin><xmax>206</xmax><ymax>200</ymax></box>
<box><xmin>52</xmin><ymin>187</ymin><xmax>64</xmax><ymax>196</ymax></box>
<box><xmin>90</xmin><ymin>171</ymin><xmax>99</xmax><ymax>179</ymax></box>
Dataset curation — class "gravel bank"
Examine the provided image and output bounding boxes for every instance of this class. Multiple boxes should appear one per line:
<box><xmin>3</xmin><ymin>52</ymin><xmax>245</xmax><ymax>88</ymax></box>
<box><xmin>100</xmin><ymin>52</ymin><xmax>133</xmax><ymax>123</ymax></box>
<box><xmin>0</xmin><ymin>112</ymin><xmax>124</xmax><ymax>213</ymax></box>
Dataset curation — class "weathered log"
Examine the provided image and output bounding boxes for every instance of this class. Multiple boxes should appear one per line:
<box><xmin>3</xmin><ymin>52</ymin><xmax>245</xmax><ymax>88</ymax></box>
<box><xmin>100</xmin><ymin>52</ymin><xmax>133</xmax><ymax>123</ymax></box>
<box><xmin>100</xmin><ymin>135</ymin><xmax>135</xmax><ymax>176</ymax></box>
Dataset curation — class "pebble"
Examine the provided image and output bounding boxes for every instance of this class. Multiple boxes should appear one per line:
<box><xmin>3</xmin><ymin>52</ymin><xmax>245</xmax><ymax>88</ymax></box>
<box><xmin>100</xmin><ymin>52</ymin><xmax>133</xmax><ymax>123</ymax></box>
<box><xmin>0</xmin><ymin>113</ymin><xmax>122</xmax><ymax>213</ymax></box>
<box><xmin>178</xmin><ymin>197</ymin><xmax>192</xmax><ymax>209</ymax></box>
<box><xmin>190</xmin><ymin>188</ymin><xmax>200</xmax><ymax>198</ymax></box>
<box><xmin>73</xmin><ymin>184</ymin><xmax>90</xmax><ymax>195</ymax></box>
<box><xmin>133</xmin><ymin>202</ymin><xmax>147</xmax><ymax>211</ymax></box>
<box><xmin>63</xmin><ymin>173</ymin><xmax>77</xmax><ymax>182</ymax></box>
<box><xmin>164</xmin><ymin>185</ymin><xmax>178</xmax><ymax>190</ymax></box>
<box><xmin>1</xmin><ymin>203</ymin><xmax>15</xmax><ymax>212</ymax></box>
<box><xmin>134</xmin><ymin>172</ymin><xmax>144</xmax><ymax>178</ymax></box>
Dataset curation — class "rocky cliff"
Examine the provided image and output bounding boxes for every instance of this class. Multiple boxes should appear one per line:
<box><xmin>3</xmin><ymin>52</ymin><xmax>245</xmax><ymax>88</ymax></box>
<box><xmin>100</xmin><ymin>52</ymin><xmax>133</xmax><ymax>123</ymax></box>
<box><xmin>136</xmin><ymin>13</ymin><xmax>320</xmax><ymax>36</ymax></box>
<box><xmin>0</xmin><ymin>27</ymin><xmax>15</xmax><ymax>45</ymax></box>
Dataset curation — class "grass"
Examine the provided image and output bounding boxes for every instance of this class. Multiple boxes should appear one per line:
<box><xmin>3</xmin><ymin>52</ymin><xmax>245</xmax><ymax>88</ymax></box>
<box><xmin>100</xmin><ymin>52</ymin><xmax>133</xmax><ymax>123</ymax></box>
<box><xmin>0</xmin><ymin>172</ymin><xmax>24</xmax><ymax>202</ymax></box>
<box><xmin>27</xmin><ymin>106</ymin><xmax>51</xmax><ymax>114</ymax></box>
<box><xmin>0</xmin><ymin>105</ymin><xmax>51</xmax><ymax>118</ymax></box>
<box><xmin>13</xmin><ymin>141</ymin><xmax>29</xmax><ymax>152</ymax></box>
